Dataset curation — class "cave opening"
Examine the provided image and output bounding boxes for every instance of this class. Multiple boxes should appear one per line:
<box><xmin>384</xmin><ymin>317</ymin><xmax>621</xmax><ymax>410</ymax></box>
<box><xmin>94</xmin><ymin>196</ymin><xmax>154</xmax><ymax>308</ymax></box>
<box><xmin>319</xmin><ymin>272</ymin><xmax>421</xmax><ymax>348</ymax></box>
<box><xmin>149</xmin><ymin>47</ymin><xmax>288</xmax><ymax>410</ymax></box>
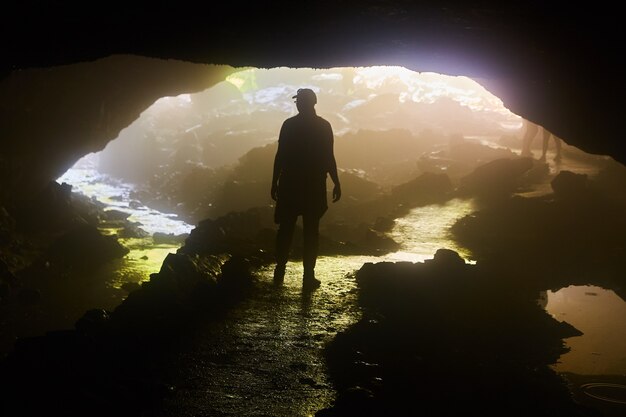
<box><xmin>57</xmin><ymin>64</ymin><xmax>525</xmax><ymax>284</ymax></box>
<box><xmin>54</xmin><ymin>65</ymin><xmax>626</xmax><ymax>379</ymax></box>
<box><xmin>2</xmin><ymin>60</ymin><xmax>626</xmax><ymax>416</ymax></box>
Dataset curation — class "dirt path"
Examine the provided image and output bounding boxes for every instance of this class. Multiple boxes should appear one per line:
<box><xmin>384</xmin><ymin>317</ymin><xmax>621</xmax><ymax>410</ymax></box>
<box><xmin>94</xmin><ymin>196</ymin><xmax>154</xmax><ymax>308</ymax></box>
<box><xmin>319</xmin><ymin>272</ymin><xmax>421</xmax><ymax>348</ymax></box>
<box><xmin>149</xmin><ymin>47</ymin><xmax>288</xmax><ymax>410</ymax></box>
<box><xmin>160</xmin><ymin>261</ymin><xmax>362</xmax><ymax>417</ymax></box>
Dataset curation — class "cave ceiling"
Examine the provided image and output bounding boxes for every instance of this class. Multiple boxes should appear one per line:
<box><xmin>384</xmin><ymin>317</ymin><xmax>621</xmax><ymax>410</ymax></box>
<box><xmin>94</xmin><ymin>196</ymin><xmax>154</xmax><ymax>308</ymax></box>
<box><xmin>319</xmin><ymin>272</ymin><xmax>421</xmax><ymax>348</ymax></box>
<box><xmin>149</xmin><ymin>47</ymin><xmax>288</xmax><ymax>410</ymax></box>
<box><xmin>2</xmin><ymin>1</ymin><xmax>625</xmax><ymax>174</ymax></box>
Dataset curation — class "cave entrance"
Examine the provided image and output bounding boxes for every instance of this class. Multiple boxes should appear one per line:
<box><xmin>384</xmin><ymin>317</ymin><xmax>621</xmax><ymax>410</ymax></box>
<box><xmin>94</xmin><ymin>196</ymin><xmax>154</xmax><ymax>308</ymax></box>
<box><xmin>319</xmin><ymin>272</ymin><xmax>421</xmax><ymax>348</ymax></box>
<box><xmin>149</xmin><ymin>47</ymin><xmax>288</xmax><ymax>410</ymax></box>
<box><xmin>60</xmin><ymin>65</ymin><xmax>528</xmax><ymax>222</ymax></box>
<box><xmin>57</xmin><ymin>65</ymin><xmax>594</xmax><ymax>285</ymax></box>
<box><xmin>53</xmin><ymin>65</ymin><xmax>626</xmax><ymax>394</ymax></box>
<box><xmin>56</xmin><ymin>64</ymin><xmax>530</xmax><ymax>289</ymax></box>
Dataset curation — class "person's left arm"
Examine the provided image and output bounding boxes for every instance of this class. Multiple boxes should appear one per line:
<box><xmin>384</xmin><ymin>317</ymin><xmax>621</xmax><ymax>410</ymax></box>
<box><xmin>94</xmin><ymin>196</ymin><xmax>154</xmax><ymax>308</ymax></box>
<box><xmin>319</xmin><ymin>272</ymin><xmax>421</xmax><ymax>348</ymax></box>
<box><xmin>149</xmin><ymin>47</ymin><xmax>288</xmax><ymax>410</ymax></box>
<box><xmin>271</xmin><ymin>123</ymin><xmax>286</xmax><ymax>201</ymax></box>
<box><xmin>325</xmin><ymin>122</ymin><xmax>341</xmax><ymax>202</ymax></box>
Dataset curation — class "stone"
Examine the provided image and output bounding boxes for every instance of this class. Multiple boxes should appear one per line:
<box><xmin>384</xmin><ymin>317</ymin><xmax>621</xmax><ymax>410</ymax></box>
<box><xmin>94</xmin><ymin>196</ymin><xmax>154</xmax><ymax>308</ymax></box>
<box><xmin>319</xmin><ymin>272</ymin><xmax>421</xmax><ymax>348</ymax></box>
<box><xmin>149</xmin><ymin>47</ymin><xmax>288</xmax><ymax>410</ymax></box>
<box><xmin>551</xmin><ymin>170</ymin><xmax>588</xmax><ymax>200</ymax></box>
<box><xmin>103</xmin><ymin>209</ymin><xmax>131</xmax><ymax>221</ymax></box>
<box><xmin>458</xmin><ymin>157</ymin><xmax>534</xmax><ymax>198</ymax></box>
<box><xmin>429</xmin><ymin>248</ymin><xmax>466</xmax><ymax>267</ymax></box>
<box><xmin>152</xmin><ymin>232</ymin><xmax>189</xmax><ymax>245</ymax></box>
<box><xmin>17</xmin><ymin>288</ymin><xmax>41</xmax><ymax>305</ymax></box>
<box><xmin>218</xmin><ymin>256</ymin><xmax>254</xmax><ymax>289</ymax></box>
<box><xmin>75</xmin><ymin>308</ymin><xmax>111</xmax><ymax>338</ymax></box>
<box><xmin>46</xmin><ymin>224</ymin><xmax>129</xmax><ymax>270</ymax></box>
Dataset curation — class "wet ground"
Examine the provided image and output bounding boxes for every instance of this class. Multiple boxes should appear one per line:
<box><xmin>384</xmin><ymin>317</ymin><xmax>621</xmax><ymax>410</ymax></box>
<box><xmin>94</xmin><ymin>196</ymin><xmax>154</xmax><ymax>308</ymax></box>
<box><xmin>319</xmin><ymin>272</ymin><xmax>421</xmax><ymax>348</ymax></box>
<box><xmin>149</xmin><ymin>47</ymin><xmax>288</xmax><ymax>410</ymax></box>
<box><xmin>161</xmin><ymin>264</ymin><xmax>361</xmax><ymax>416</ymax></box>
<box><xmin>3</xmin><ymin>148</ymin><xmax>625</xmax><ymax>416</ymax></box>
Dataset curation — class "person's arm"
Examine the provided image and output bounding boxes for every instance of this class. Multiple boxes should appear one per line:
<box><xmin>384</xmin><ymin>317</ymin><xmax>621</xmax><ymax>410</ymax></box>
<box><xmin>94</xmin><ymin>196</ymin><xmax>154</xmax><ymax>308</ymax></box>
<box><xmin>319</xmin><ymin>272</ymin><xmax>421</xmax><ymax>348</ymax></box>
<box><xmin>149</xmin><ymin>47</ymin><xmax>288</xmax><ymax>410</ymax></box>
<box><xmin>326</xmin><ymin>123</ymin><xmax>341</xmax><ymax>202</ymax></box>
<box><xmin>271</xmin><ymin>153</ymin><xmax>281</xmax><ymax>201</ymax></box>
<box><xmin>271</xmin><ymin>124</ymin><xmax>285</xmax><ymax>201</ymax></box>
<box><xmin>329</xmin><ymin>157</ymin><xmax>341</xmax><ymax>203</ymax></box>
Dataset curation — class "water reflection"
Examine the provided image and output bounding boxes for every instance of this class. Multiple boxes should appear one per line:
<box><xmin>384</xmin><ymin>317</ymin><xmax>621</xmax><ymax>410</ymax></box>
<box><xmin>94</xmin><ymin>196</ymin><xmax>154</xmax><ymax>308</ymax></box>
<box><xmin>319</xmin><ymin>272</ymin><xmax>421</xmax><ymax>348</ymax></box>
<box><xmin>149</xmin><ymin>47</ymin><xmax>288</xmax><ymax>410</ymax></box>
<box><xmin>58</xmin><ymin>161</ymin><xmax>193</xmax><ymax>236</ymax></box>
<box><xmin>546</xmin><ymin>285</ymin><xmax>626</xmax><ymax>375</ymax></box>
<box><xmin>58</xmin><ymin>162</ymin><xmax>194</xmax><ymax>287</ymax></box>
<box><xmin>386</xmin><ymin>198</ymin><xmax>475</xmax><ymax>263</ymax></box>
<box><xmin>104</xmin><ymin>237</ymin><xmax>181</xmax><ymax>289</ymax></box>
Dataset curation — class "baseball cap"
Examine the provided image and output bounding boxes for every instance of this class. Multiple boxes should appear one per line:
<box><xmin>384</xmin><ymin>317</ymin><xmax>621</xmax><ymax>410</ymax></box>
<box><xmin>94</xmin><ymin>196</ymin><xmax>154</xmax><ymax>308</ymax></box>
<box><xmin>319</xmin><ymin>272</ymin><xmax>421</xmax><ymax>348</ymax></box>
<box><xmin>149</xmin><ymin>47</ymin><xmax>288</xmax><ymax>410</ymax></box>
<box><xmin>292</xmin><ymin>88</ymin><xmax>317</xmax><ymax>104</ymax></box>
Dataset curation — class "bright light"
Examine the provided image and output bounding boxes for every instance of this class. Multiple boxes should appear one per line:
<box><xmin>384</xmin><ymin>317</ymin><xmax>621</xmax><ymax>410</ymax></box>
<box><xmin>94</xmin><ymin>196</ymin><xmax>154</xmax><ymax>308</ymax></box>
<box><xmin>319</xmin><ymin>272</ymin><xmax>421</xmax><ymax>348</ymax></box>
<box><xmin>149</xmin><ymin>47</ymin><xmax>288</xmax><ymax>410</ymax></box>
<box><xmin>352</xmin><ymin>66</ymin><xmax>518</xmax><ymax>116</ymax></box>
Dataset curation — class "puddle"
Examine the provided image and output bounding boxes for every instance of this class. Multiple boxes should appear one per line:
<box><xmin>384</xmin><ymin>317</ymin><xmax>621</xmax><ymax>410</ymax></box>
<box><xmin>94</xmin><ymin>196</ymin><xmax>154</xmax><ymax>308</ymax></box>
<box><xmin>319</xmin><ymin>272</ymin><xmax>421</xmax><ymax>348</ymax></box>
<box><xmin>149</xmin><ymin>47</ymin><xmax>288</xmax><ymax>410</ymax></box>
<box><xmin>545</xmin><ymin>285</ymin><xmax>626</xmax><ymax>375</ymax></box>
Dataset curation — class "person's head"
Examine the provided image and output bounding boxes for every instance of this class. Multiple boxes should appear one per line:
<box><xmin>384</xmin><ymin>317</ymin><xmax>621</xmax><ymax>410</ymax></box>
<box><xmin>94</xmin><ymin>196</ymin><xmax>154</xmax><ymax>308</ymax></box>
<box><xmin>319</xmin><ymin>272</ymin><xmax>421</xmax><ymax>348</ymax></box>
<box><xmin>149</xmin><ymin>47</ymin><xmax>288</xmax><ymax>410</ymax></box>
<box><xmin>292</xmin><ymin>88</ymin><xmax>317</xmax><ymax>114</ymax></box>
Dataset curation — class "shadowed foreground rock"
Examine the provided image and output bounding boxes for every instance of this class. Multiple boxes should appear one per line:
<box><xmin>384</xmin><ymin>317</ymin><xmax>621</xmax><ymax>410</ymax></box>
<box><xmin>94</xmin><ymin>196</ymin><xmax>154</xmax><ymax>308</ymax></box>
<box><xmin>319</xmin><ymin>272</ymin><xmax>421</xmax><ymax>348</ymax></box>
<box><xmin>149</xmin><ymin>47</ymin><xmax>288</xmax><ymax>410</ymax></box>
<box><xmin>0</xmin><ymin>234</ymin><xmax>258</xmax><ymax>417</ymax></box>
<box><xmin>451</xmin><ymin>168</ymin><xmax>626</xmax><ymax>291</ymax></box>
<box><xmin>320</xmin><ymin>249</ymin><xmax>593</xmax><ymax>417</ymax></box>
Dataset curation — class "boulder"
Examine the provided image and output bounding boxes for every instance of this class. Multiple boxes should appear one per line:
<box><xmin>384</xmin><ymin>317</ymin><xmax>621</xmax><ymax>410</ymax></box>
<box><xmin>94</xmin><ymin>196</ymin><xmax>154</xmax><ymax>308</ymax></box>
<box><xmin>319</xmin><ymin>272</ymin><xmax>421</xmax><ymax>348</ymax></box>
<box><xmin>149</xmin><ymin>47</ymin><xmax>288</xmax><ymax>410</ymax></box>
<box><xmin>458</xmin><ymin>157</ymin><xmax>534</xmax><ymax>199</ymax></box>
<box><xmin>390</xmin><ymin>172</ymin><xmax>453</xmax><ymax>207</ymax></box>
<box><xmin>551</xmin><ymin>170</ymin><xmax>588</xmax><ymax>200</ymax></box>
<box><xmin>46</xmin><ymin>224</ymin><xmax>129</xmax><ymax>271</ymax></box>
<box><xmin>152</xmin><ymin>232</ymin><xmax>189</xmax><ymax>245</ymax></box>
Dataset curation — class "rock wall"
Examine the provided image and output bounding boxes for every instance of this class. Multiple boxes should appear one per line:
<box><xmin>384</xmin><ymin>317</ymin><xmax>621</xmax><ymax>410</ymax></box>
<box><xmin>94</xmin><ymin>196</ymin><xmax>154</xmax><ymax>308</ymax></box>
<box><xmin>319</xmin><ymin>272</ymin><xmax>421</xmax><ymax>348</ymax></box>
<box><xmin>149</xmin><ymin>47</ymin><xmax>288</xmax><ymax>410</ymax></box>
<box><xmin>0</xmin><ymin>55</ymin><xmax>235</xmax><ymax>207</ymax></box>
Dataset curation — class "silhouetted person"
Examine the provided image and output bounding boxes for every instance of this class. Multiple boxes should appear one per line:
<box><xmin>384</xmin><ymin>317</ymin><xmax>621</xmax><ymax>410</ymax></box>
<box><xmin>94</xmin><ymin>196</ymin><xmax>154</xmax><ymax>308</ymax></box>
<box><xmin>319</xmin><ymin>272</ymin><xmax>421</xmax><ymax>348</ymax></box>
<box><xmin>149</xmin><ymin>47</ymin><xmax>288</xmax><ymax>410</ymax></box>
<box><xmin>271</xmin><ymin>88</ymin><xmax>341</xmax><ymax>290</ymax></box>
<box><xmin>521</xmin><ymin>120</ymin><xmax>562</xmax><ymax>162</ymax></box>
<box><xmin>540</xmin><ymin>128</ymin><xmax>562</xmax><ymax>162</ymax></box>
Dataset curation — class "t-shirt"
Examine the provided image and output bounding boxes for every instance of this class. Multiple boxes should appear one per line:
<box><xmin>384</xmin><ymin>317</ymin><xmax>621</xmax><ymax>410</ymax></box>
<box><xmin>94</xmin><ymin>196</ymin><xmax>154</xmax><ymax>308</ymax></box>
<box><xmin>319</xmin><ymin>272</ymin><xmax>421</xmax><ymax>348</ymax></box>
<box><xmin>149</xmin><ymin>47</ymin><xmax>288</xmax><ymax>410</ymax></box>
<box><xmin>274</xmin><ymin>113</ymin><xmax>335</xmax><ymax>220</ymax></box>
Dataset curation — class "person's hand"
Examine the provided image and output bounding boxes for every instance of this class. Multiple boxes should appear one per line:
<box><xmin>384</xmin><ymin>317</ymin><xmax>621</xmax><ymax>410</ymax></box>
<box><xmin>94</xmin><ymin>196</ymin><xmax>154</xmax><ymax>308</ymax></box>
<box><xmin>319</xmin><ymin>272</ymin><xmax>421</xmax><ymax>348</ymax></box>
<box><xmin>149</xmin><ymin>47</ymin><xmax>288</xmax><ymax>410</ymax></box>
<box><xmin>271</xmin><ymin>183</ymin><xmax>279</xmax><ymax>201</ymax></box>
<box><xmin>332</xmin><ymin>183</ymin><xmax>341</xmax><ymax>202</ymax></box>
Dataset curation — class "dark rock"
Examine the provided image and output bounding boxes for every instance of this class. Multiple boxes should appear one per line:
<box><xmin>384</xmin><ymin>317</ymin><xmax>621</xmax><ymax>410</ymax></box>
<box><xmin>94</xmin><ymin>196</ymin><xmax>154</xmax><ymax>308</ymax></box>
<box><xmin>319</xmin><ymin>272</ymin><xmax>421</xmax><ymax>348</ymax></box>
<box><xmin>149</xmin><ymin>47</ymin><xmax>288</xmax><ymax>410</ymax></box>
<box><xmin>0</xmin><ymin>258</ymin><xmax>17</xmax><ymax>286</ymax></box>
<box><xmin>0</xmin><ymin>280</ymin><xmax>9</xmax><ymax>300</ymax></box>
<box><xmin>75</xmin><ymin>308</ymin><xmax>111</xmax><ymax>338</ymax></box>
<box><xmin>180</xmin><ymin>207</ymin><xmax>277</xmax><ymax>257</ymax></box>
<box><xmin>332</xmin><ymin>386</ymin><xmax>377</xmax><ymax>415</ymax></box>
<box><xmin>13</xmin><ymin>181</ymin><xmax>88</xmax><ymax>233</ymax></box>
<box><xmin>362</xmin><ymin>228</ymin><xmax>400</xmax><ymax>253</ymax></box>
<box><xmin>522</xmin><ymin>160</ymin><xmax>551</xmax><ymax>184</ymax></box>
<box><xmin>326</xmin><ymin>258</ymin><xmax>587</xmax><ymax>417</ymax></box>
<box><xmin>110</xmin><ymin>253</ymin><xmax>225</xmax><ymax>334</ymax></box>
<box><xmin>427</xmin><ymin>248</ymin><xmax>466</xmax><ymax>268</ymax></box>
<box><xmin>121</xmin><ymin>281</ymin><xmax>142</xmax><ymax>293</ymax></box>
<box><xmin>555</xmin><ymin>320</ymin><xmax>584</xmax><ymax>339</ymax></box>
<box><xmin>551</xmin><ymin>170</ymin><xmax>588</xmax><ymax>200</ymax></box>
<box><xmin>0</xmin><ymin>205</ymin><xmax>16</xmax><ymax>244</ymax></box>
<box><xmin>103</xmin><ymin>209</ymin><xmax>132</xmax><ymax>221</ymax></box>
<box><xmin>215</xmin><ymin>207</ymin><xmax>275</xmax><ymax>242</ymax></box>
<box><xmin>117</xmin><ymin>223</ymin><xmax>150</xmax><ymax>239</ymax></box>
<box><xmin>158</xmin><ymin>252</ymin><xmax>220</xmax><ymax>294</ymax></box>
<box><xmin>458</xmin><ymin>157</ymin><xmax>534</xmax><ymax>199</ymax></box>
<box><xmin>320</xmin><ymin>222</ymin><xmax>399</xmax><ymax>256</ymax></box>
<box><xmin>128</xmin><ymin>200</ymin><xmax>143</xmax><ymax>210</ymax></box>
<box><xmin>152</xmin><ymin>232</ymin><xmax>189</xmax><ymax>245</ymax></box>
<box><xmin>390</xmin><ymin>172</ymin><xmax>453</xmax><ymax>207</ymax></box>
<box><xmin>447</xmin><ymin>138</ymin><xmax>518</xmax><ymax>172</ymax></box>
<box><xmin>254</xmin><ymin>227</ymin><xmax>276</xmax><ymax>250</ymax></box>
<box><xmin>180</xmin><ymin>218</ymin><xmax>226</xmax><ymax>255</ymax></box>
<box><xmin>17</xmin><ymin>288</ymin><xmax>41</xmax><ymax>305</ymax></box>
<box><xmin>372</xmin><ymin>216</ymin><xmax>395</xmax><ymax>232</ymax></box>
<box><xmin>594</xmin><ymin>158</ymin><xmax>626</xmax><ymax>204</ymax></box>
<box><xmin>218</xmin><ymin>256</ymin><xmax>254</xmax><ymax>289</ymax></box>
<box><xmin>46</xmin><ymin>224</ymin><xmax>129</xmax><ymax>270</ymax></box>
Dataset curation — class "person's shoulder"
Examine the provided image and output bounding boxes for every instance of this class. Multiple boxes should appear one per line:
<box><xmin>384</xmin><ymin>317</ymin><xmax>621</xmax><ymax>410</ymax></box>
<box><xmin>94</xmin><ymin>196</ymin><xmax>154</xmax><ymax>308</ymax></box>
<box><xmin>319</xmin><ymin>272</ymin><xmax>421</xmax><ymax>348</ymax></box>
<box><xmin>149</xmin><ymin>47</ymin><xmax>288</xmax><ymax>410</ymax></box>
<box><xmin>315</xmin><ymin>115</ymin><xmax>332</xmax><ymax>128</ymax></box>
<box><xmin>282</xmin><ymin>114</ymin><xmax>300</xmax><ymax>126</ymax></box>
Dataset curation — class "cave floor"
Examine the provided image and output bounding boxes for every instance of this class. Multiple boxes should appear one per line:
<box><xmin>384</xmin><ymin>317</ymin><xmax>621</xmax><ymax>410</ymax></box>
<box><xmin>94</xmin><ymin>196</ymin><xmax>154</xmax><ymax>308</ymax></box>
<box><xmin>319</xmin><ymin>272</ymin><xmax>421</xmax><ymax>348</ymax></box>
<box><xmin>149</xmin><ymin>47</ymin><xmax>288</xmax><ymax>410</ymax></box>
<box><xmin>159</xmin><ymin>262</ymin><xmax>362</xmax><ymax>417</ymax></box>
<box><xmin>3</xmin><ymin>151</ymin><xmax>623</xmax><ymax>416</ymax></box>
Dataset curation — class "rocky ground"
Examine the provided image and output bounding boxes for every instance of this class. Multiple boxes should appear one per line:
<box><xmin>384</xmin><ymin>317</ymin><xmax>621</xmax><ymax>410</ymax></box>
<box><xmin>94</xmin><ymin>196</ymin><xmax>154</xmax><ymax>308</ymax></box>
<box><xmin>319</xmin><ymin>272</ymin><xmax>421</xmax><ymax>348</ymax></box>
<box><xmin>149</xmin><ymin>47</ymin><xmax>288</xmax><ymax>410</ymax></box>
<box><xmin>1</xmin><ymin>148</ymin><xmax>625</xmax><ymax>416</ymax></box>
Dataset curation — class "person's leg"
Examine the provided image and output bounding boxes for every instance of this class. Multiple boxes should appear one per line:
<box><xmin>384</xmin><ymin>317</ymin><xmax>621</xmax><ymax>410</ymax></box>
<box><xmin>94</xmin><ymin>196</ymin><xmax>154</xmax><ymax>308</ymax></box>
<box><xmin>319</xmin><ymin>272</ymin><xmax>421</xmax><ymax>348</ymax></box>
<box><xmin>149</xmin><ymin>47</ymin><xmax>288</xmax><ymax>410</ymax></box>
<box><xmin>540</xmin><ymin>128</ymin><xmax>551</xmax><ymax>161</ymax></box>
<box><xmin>302</xmin><ymin>213</ymin><xmax>321</xmax><ymax>288</ymax></box>
<box><xmin>274</xmin><ymin>214</ymin><xmax>297</xmax><ymax>281</ymax></box>
<box><xmin>521</xmin><ymin>122</ymin><xmax>538</xmax><ymax>157</ymax></box>
<box><xmin>554</xmin><ymin>137</ymin><xmax>562</xmax><ymax>162</ymax></box>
